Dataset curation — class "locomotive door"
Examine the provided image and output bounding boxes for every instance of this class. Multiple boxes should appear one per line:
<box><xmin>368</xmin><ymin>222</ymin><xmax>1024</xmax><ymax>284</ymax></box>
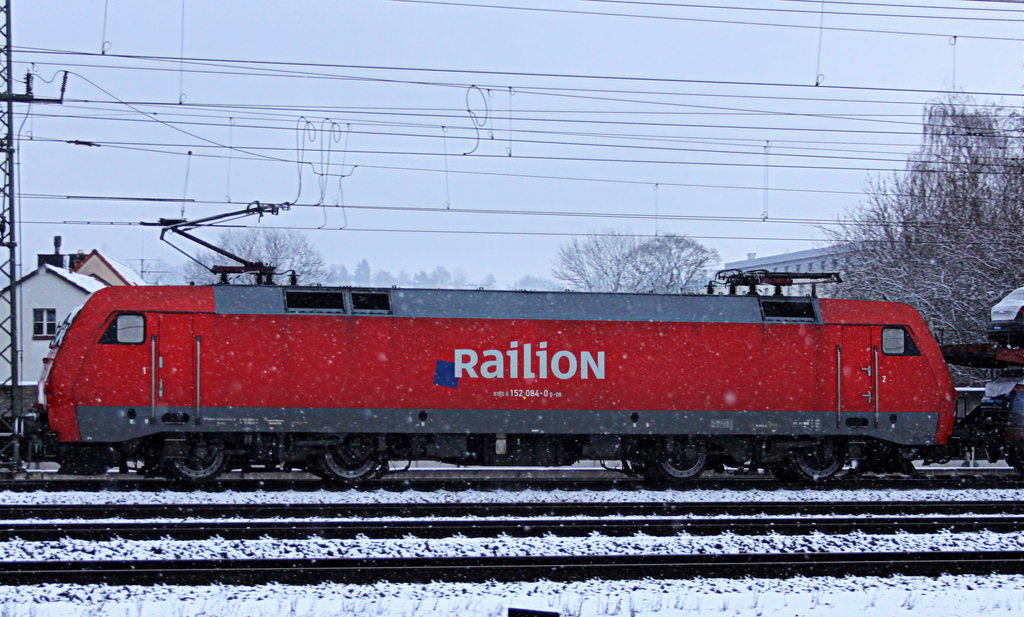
<box><xmin>151</xmin><ymin>313</ymin><xmax>195</xmax><ymax>423</ymax></box>
<box><xmin>839</xmin><ymin>326</ymin><xmax>875</xmax><ymax>418</ymax></box>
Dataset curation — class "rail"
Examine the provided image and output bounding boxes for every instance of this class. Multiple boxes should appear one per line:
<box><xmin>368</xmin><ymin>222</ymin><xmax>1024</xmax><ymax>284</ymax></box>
<box><xmin>3</xmin><ymin>551</ymin><xmax>1022</xmax><ymax>585</ymax></box>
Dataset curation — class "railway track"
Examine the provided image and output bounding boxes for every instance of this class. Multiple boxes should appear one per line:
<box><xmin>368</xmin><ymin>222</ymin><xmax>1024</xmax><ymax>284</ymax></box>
<box><xmin>5</xmin><ymin>500</ymin><xmax>1024</xmax><ymax>520</ymax></box>
<box><xmin>5</xmin><ymin>514</ymin><xmax>1024</xmax><ymax>542</ymax></box>
<box><xmin>4</xmin><ymin>551</ymin><xmax>1023</xmax><ymax>585</ymax></box>
<box><xmin>0</xmin><ymin>469</ymin><xmax>1018</xmax><ymax>493</ymax></box>
<box><xmin>5</xmin><ymin>500</ymin><xmax>1023</xmax><ymax>586</ymax></box>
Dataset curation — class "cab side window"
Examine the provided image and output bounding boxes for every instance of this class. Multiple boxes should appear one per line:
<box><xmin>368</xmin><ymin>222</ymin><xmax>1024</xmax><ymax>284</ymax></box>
<box><xmin>882</xmin><ymin>327</ymin><xmax>920</xmax><ymax>356</ymax></box>
<box><xmin>99</xmin><ymin>314</ymin><xmax>146</xmax><ymax>345</ymax></box>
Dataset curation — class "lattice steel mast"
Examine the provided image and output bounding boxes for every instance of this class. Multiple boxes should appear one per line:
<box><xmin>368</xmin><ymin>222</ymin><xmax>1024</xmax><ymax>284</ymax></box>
<box><xmin>0</xmin><ymin>0</ymin><xmax>64</xmax><ymax>473</ymax></box>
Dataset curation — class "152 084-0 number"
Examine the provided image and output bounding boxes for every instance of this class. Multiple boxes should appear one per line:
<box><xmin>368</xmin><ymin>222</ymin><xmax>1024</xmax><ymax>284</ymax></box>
<box><xmin>493</xmin><ymin>389</ymin><xmax>563</xmax><ymax>398</ymax></box>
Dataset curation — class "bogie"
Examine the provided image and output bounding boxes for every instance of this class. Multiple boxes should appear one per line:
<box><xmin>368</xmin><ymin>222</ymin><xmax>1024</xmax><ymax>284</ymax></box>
<box><xmin>644</xmin><ymin>436</ymin><xmax>708</xmax><ymax>483</ymax></box>
<box><xmin>307</xmin><ymin>435</ymin><xmax>386</xmax><ymax>483</ymax></box>
<box><xmin>166</xmin><ymin>438</ymin><xmax>229</xmax><ymax>482</ymax></box>
<box><xmin>785</xmin><ymin>439</ymin><xmax>846</xmax><ymax>482</ymax></box>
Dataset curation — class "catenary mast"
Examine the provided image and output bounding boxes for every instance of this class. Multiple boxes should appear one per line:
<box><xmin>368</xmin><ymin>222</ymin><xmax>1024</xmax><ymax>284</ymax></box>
<box><xmin>0</xmin><ymin>0</ymin><xmax>64</xmax><ymax>473</ymax></box>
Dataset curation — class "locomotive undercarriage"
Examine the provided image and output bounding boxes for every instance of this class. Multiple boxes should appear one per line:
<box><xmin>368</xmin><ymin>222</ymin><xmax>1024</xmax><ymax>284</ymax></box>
<box><xmin>54</xmin><ymin>431</ymin><xmax>929</xmax><ymax>483</ymax></box>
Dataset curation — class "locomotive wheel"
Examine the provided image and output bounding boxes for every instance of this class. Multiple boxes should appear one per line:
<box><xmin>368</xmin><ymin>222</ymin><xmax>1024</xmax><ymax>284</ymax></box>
<box><xmin>789</xmin><ymin>440</ymin><xmax>845</xmax><ymax>482</ymax></box>
<box><xmin>312</xmin><ymin>435</ymin><xmax>385</xmax><ymax>483</ymax></box>
<box><xmin>645</xmin><ymin>437</ymin><xmax>707</xmax><ymax>482</ymax></box>
<box><xmin>167</xmin><ymin>439</ymin><xmax>229</xmax><ymax>482</ymax></box>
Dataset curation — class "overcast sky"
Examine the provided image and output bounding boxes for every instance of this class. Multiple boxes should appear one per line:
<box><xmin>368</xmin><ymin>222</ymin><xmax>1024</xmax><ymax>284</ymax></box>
<box><xmin>12</xmin><ymin>0</ymin><xmax>1024</xmax><ymax>286</ymax></box>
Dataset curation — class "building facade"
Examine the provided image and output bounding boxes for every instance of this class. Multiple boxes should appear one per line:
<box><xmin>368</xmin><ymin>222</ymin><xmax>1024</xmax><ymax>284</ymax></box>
<box><xmin>722</xmin><ymin>247</ymin><xmax>844</xmax><ymax>296</ymax></box>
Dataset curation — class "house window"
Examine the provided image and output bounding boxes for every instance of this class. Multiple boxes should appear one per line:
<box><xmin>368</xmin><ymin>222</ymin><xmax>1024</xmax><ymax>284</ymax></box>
<box><xmin>33</xmin><ymin>308</ymin><xmax>57</xmax><ymax>339</ymax></box>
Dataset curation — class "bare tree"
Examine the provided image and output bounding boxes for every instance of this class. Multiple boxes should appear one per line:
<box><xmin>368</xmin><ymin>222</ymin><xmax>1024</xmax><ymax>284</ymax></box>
<box><xmin>824</xmin><ymin>96</ymin><xmax>1024</xmax><ymax>371</ymax></box>
<box><xmin>553</xmin><ymin>231</ymin><xmax>719</xmax><ymax>293</ymax></box>
<box><xmin>182</xmin><ymin>228</ymin><xmax>329</xmax><ymax>285</ymax></box>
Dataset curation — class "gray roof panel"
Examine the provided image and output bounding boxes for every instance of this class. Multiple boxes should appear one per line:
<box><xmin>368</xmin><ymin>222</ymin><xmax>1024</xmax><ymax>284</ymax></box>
<box><xmin>391</xmin><ymin>289</ymin><xmax>764</xmax><ymax>323</ymax></box>
<box><xmin>213</xmin><ymin>286</ymin><xmax>773</xmax><ymax>323</ymax></box>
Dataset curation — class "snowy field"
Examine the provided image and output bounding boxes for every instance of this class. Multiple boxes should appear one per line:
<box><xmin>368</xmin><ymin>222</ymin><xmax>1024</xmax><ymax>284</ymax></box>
<box><xmin>2</xmin><ymin>576</ymin><xmax>1023</xmax><ymax>617</ymax></box>
<box><xmin>3</xmin><ymin>485</ymin><xmax>1024</xmax><ymax>506</ymax></box>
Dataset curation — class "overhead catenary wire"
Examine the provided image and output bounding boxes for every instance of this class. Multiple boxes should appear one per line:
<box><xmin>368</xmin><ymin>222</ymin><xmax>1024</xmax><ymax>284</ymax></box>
<box><xmin>780</xmin><ymin>0</ymin><xmax>1022</xmax><ymax>12</ymax></box>
<box><xmin>19</xmin><ymin>194</ymin><xmax>1024</xmax><ymax>231</ymax></box>
<box><xmin>14</xmin><ymin>60</ymin><xmax>1007</xmax><ymax>130</ymax></box>
<box><xmin>576</xmin><ymin>0</ymin><xmax>1024</xmax><ymax>21</ymax></box>
<box><xmin>33</xmin><ymin>94</ymin><xmax>998</xmax><ymax>149</ymax></box>
<box><xmin>31</xmin><ymin>111</ymin><xmax>932</xmax><ymax>163</ymax></box>
<box><xmin>17</xmin><ymin>54</ymin><xmax>1021</xmax><ymax>158</ymax></box>
<box><xmin>384</xmin><ymin>0</ymin><xmax>1023</xmax><ymax>41</ymax></box>
<box><xmin>24</xmin><ymin>89</ymin><xmax>1021</xmax><ymax>211</ymax></box>
<box><xmin>33</xmin><ymin>131</ymin><xmax>926</xmax><ymax>167</ymax></box>
<box><xmin>16</xmin><ymin>47</ymin><xmax>1024</xmax><ymax>98</ymax></box>
<box><xmin>19</xmin><ymin>50</ymin><xmax>1011</xmax><ymax>171</ymax></box>
<box><xmin>593</xmin><ymin>0</ymin><xmax>1024</xmax><ymax>17</ymax></box>
<box><xmin>39</xmin><ymin>136</ymin><xmax>1023</xmax><ymax>175</ymax></box>
<box><xmin>21</xmin><ymin>54</ymin><xmax>1015</xmax><ymax>108</ymax></box>
<box><xmin>21</xmin><ymin>220</ymin><xmax>1024</xmax><ymax>248</ymax></box>
<box><xmin>33</xmin><ymin>92</ymin><xmax>1015</xmax><ymax>164</ymax></box>
<box><xmin>31</xmin><ymin>105</ymin><xmax>954</xmax><ymax>145</ymax></box>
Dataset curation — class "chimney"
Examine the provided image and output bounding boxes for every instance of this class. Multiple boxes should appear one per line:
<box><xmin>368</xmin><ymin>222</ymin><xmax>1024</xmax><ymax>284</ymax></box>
<box><xmin>37</xmin><ymin>235</ymin><xmax>64</xmax><ymax>269</ymax></box>
<box><xmin>68</xmin><ymin>250</ymin><xmax>87</xmax><ymax>272</ymax></box>
<box><xmin>747</xmin><ymin>253</ymin><xmax>757</xmax><ymax>261</ymax></box>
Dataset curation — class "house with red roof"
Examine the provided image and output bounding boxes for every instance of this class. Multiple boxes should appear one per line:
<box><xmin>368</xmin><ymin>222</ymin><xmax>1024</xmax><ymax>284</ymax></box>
<box><xmin>0</xmin><ymin>237</ymin><xmax>146</xmax><ymax>391</ymax></box>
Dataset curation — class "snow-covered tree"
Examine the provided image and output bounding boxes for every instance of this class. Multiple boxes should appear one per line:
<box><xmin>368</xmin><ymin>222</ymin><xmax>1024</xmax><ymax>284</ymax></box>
<box><xmin>552</xmin><ymin>231</ymin><xmax>718</xmax><ymax>293</ymax></box>
<box><xmin>353</xmin><ymin>259</ymin><xmax>371</xmax><ymax>285</ymax></box>
<box><xmin>824</xmin><ymin>96</ymin><xmax>1024</xmax><ymax>356</ymax></box>
<box><xmin>329</xmin><ymin>264</ymin><xmax>350</xmax><ymax>285</ymax></box>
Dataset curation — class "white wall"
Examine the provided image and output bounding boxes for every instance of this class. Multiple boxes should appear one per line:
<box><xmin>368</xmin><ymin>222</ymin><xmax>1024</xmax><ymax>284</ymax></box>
<box><xmin>0</xmin><ymin>268</ymin><xmax>92</xmax><ymax>385</ymax></box>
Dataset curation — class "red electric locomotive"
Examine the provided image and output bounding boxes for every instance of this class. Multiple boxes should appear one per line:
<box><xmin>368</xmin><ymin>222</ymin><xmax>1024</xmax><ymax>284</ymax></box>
<box><xmin>38</xmin><ymin>283</ymin><xmax>956</xmax><ymax>482</ymax></box>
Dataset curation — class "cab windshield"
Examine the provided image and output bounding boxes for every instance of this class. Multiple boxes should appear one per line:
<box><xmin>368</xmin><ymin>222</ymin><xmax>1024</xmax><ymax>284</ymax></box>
<box><xmin>51</xmin><ymin>303</ymin><xmax>84</xmax><ymax>349</ymax></box>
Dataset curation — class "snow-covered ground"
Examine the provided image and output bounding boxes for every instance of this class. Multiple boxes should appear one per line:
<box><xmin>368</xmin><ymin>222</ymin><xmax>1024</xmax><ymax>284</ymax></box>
<box><xmin>4</xmin><ymin>488</ymin><xmax>1022</xmax><ymax>616</ymax></box>
<box><xmin>2</xmin><ymin>575</ymin><xmax>1022</xmax><ymax>617</ymax></box>
<box><xmin>3</xmin><ymin>486</ymin><xmax>1024</xmax><ymax>506</ymax></box>
<box><xmin>1</xmin><ymin>530</ymin><xmax>1023</xmax><ymax>561</ymax></box>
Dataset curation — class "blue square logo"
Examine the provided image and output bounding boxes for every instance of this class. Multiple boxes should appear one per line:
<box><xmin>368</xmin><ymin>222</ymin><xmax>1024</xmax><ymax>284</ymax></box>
<box><xmin>434</xmin><ymin>360</ymin><xmax>459</xmax><ymax>389</ymax></box>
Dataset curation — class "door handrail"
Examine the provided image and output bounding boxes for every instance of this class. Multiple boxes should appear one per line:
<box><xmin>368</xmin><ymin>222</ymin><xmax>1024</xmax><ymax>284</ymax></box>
<box><xmin>873</xmin><ymin>345</ymin><xmax>880</xmax><ymax>428</ymax></box>
<box><xmin>150</xmin><ymin>334</ymin><xmax>157</xmax><ymax>424</ymax></box>
<box><xmin>836</xmin><ymin>345</ymin><xmax>842</xmax><ymax>428</ymax></box>
<box><xmin>196</xmin><ymin>335</ymin><xmax>202</xmax><ymax>426</ymax></box>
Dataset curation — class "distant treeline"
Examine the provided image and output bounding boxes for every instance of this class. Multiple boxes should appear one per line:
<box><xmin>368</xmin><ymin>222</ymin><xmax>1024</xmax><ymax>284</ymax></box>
<box><xmin>329</xmin><ymin>259</ymin><xmax>557</xmax><ymax>290</ymax></box>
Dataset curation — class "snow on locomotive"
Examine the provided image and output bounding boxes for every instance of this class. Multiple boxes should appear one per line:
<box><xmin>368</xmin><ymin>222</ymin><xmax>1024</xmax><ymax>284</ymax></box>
<box><xmin>38</xmin><ymin>283</ymin><xmax>956</xmax><ymax>482</ymax></box>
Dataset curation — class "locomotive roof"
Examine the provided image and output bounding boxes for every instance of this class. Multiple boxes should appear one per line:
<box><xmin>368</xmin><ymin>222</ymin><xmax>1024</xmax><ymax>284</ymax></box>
<box><xmin>210</xmin><ymin>285</ymin><xmax>821</xmax><ymax>324</ymax></box>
